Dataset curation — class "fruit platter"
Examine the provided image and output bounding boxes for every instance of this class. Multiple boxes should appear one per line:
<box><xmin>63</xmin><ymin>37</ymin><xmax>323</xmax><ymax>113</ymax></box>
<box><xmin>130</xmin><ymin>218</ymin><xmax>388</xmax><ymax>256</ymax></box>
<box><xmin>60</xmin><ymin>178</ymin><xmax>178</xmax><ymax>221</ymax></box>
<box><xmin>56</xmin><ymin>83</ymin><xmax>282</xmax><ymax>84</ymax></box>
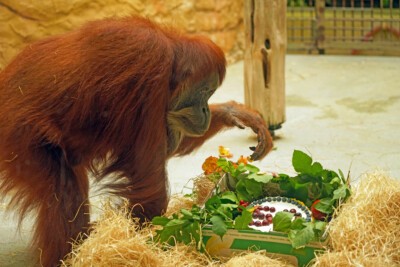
<box><xmin>248</xmin><ymin>196</ymin><xmax>312</xmax><ymax>231</ymax></box>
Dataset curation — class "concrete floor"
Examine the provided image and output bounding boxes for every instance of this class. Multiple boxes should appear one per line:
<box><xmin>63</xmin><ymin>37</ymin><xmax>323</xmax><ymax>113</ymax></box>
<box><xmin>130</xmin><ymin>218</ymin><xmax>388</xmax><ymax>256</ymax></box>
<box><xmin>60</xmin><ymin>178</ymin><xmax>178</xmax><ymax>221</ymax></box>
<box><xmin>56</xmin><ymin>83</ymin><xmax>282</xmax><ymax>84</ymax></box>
<box><xmin>1</xmin><ymin>54</ymin><xmax>400</xmax><ymax>266</ymax></box>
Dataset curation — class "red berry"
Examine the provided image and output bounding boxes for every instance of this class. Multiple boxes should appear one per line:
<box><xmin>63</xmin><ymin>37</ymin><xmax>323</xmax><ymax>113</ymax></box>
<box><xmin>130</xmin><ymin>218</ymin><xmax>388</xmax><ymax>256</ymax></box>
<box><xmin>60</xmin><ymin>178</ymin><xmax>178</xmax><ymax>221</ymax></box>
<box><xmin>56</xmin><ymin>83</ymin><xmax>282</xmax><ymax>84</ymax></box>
<box><xmin>258</xmin><ymin>213</ymin><xmax>265</xmax><ymax>220</ymax></box>
<box><xmin>263</xmin><ymin>206</ymin><xmax>270</xmax><ymax>211</ymax></box>
<box><xmin>267</xmin><ymin>216</ymin><xmax>273</xmax><ymax>223</ymax></box>
<box><xmin>266</xmin><ymin>213</ymin><xmax>272</xmax><ymax>218</ymax></box>
<box><xmin>270</xmin><ymin>207</ymin><xmax>276</xmax><ymax>212</ymax></box>
<box><xmin>262</xmin><ymin>220</ymin><xmax>270</xmax><ymax>226</ymax></box>
<box><xmin>290</xmin><ymin>209</ymin><xmax>297</xmax><ymax>213</ymax></box>
<box><xmin>295</xmin><ymin>212</ymin><xmax>302</xmax><ymax>217</ymax></box>
<box><xmin>311</xmin><ymin>199</ymin><xmax>327</xmax><ymax>221</ymax></box>
<box><xmin>239</xmin><ymin>200</ymin><xmax>249</xmax><ymax>207</ymax></box>
<box><xmin>254</xmin><ymin>220</ymin><xmax>262</xmax><ymax>227</ymax></box>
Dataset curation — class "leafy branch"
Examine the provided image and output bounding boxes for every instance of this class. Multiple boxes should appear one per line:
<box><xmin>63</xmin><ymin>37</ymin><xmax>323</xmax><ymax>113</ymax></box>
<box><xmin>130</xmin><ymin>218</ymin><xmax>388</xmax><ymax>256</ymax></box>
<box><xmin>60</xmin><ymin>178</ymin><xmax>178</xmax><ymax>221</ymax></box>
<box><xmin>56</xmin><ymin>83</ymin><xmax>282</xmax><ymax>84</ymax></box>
<box><xmin>273</xmin><ymin>150</ymin><xmax>351</xmax><ymax>214</ymax></box>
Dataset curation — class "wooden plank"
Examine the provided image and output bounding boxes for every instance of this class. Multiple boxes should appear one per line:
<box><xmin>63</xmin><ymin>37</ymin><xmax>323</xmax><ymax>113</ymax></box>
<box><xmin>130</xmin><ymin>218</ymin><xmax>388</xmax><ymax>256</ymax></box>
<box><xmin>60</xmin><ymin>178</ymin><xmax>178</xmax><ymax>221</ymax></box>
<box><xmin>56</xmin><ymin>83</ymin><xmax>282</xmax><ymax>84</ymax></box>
<box><xmin>244</xmin><ymin>0</ymin><xmax>287</xmax><ymax>130</ymax></box>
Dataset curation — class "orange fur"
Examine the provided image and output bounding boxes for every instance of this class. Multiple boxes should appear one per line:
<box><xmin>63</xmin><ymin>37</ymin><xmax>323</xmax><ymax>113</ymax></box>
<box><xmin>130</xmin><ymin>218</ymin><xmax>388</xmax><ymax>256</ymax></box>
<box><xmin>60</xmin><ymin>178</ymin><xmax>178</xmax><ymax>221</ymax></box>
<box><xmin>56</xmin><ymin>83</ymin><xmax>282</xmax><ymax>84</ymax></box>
<box><xmin>0</xmin><ymin>16</ymin><xmax>272</xmax><ymax>266</ymax></box>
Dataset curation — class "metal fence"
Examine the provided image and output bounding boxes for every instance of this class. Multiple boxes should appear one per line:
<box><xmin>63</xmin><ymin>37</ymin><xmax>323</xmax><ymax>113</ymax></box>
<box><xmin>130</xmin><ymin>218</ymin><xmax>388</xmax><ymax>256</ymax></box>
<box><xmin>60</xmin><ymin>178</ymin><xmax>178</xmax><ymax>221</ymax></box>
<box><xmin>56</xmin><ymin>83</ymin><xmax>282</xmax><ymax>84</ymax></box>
<box><xmin>287</xmin><ymin>0</ymin><xmax>400</xmax><ymax>55</ymax></box>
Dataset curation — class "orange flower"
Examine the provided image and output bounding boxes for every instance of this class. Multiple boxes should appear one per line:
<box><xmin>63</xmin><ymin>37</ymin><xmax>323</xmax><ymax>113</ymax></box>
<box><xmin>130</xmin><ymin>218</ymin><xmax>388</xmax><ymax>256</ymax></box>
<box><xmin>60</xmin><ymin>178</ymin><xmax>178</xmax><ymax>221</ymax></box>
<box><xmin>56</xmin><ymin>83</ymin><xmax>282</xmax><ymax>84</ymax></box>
<box><xmin>237</xmin><ymin>155</ymin><xmax>249</xmax><ymax>165</ymax></box>
<box><xmin>202</xmin><ymin>156</ymin><xmax>222</xmax><ymax>175</ymax></box>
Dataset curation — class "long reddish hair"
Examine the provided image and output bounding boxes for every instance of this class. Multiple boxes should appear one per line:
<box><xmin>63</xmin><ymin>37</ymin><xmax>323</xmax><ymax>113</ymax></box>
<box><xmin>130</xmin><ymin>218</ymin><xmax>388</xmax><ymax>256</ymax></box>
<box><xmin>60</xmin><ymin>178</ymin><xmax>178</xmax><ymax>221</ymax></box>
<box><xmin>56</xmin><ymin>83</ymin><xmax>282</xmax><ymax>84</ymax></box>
<box><xmin>0</xmin><ymin>15</ymin><xmax>226</xmax><ymax>218</ymax></box>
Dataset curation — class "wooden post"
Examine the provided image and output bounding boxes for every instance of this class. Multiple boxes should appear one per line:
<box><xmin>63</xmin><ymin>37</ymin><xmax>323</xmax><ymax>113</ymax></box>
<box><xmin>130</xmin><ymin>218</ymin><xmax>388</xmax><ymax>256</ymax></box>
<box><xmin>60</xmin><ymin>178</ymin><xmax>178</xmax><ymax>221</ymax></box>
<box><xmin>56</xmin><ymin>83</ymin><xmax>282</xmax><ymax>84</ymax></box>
<box><xmin>315</xmin><ymin>0</ymin><xmax>326</xmax><ymax>54</ymax></box>
<box><xmin>243</xmin><ymin>0</ymin><xmax>287</xmax><ymax>131</ymax></box>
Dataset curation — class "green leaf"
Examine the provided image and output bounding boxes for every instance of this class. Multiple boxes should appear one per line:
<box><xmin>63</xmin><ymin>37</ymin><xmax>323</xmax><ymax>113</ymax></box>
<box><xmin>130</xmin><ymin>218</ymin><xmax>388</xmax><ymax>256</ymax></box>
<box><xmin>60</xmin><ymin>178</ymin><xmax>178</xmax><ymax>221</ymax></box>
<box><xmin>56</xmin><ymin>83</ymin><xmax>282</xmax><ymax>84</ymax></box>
<box><xmin>180</xmin><ymin>209</ymin><xmax>193</xmax><ymax>218</ymax></box>
<box><xmin>207</xmin><ymin>172</ymin><xmax>222</xmax><ymax>183</ymax></box>
<box><xmin>190</xmin><ymin>205</ymin><xmax>201</xmax><ymax>213</ymax></box>
<box><xmin>333</xmin><ymin>185</ymin><xmax>349</xmax><ymax>200</ymax></box>
<box><xmin>291</xmin><ymin>217</ymin><xmax>306</xmax><ymax>230</ymax></box>
<box><xmin>274</xmin><ymin>174</ymin><xmax>294</xmax><ymax>193</ymax></box>
<box><xmin>192</xmin><ymin>215</ymin><xmax>201</xmax><ymax>221</ymax></box>
<box><xmin>311</xmin><ymin>162</ymin><xmax>323</xmax><ymax>175</ymax></box>
<box><xmin>248</xmin><ymin>173</ymin><xmax>274</xmax><ymax>184</ymax></box>
<box><xmin>330</xmin><ymin>177</ymin><xmax>341</xmax><ymax>186</ymax></box>
<box><xmin>323</xmin><ymin>170</ymin><xmax>340</xmax><ymax>183</ymax></box>
<box><xmin>235</xmin><ymin>179</ymin><xmax>252</xmax><ymax>202</ymax></box>
<box><xmin>314</xmin><ymin>221</ymin><xmax>327</xmax><ymax>232</ymax></box>
<box><xmin>315</xmin><ymin>198</ymin><xmax>334</xmax><ymax>214</ymax></box>
<box><xmin>181</xmin><ymin>220</ymin><xmax>200</xmax><ymax>245</ymax></box>
<box><xmin>273</xmin><ymin>173</ymin><xmax>290</xmax><ymax>182</ymax></box>
<box><xmin>292</xmin><ymin>150</ymin><xmax>313</xmax><ymax>173</ymax></box>
<box><xmin>234</xmin><ymin>209</ymin><xmax>252</xmax><ymax>230</ymax></box>
<box><xmin>157</xmin><ymin>219</ymin><xmax>190</xmax><ymax>245</ymax></box>
<box><xmin>210</xmin><ymin>215</ymin><xmax>227</xmax><ymax>238</ymax></box>
<box><xmin>288</xmin><ymin>223</ymin><xmax>315</xmax><ymax>249</ymax></box>
<box><xmin>205</xmin><ymin>195</ymin><xmax>221</xmax><ymax>211</ymax></box>
<box><xmin>235</xmin><ymin>178</ymin><xmax>263</xmax><ymax>202</ymax></box>
<box><xmin>313</xmin><ymin>221</ymin><xmax>327</xmax><ymax>239</ymax></box>
<box><xmin>244</xmin><ymin>164</ymin><xmax>260</xmax><ymax>173</ymax></box>
<box><xmin>243</xmin><ymin>179</ymin><xmax>263</xmax><ymax>200</ymax></box>
<box><xmin>234</xmin><ymin>163</ymin><xmax>248</xmax><ymax>175</ymax></box>
<box><xmin>219</xmin><ymin>203</ymin><xmax>238</xmax><ymax>212</ymax></box>
<box><xmin>273</xmin><ymin>212</ymin><xmax>294</xmax><ymax>233</ymax></box>
<box><xmin>217</xmin><ymin>158</ymin><xmax>237</xmax><ymax>175</ymax></box>
<box><xmin>307</xmin><ymin>182</ymin><xmax>323</xmax><ymax>200</ymax></box>
<box><xmin>220</xmin><ymin>191</ymin><xmax>238</xmax><ymax>203</ymax></box>
<box><xmin>292</xmin><ymin>182</ymin><xmax>311</xmax><ymax>203</ymax></box>
<box><xmin>164</xmin><ymin>219</ymin><xmax>188</xmax><ymax>228</ymax></box>
<box><xmin>217</xmin><ymin>157</ymin><xmax>229</xmax><ymax>166</ymax></box>
<box><xmin>338</xmin><ymin>169</ymin><xmax>346</xmax><ymax>184</ymax></box>
<box><xmin>321</xmin><ymin>182</ymin><xmax>334</xmax><ymax>198</ymax></box>
<box><xmin>152</xmin><ymin>216</ymin><xmax>170</xmax><ymax>226</ymax></box>
<box><xmin>236</xmin><ymin>173</ymin><xmax>248</xmax><ymax>180</ymax></box>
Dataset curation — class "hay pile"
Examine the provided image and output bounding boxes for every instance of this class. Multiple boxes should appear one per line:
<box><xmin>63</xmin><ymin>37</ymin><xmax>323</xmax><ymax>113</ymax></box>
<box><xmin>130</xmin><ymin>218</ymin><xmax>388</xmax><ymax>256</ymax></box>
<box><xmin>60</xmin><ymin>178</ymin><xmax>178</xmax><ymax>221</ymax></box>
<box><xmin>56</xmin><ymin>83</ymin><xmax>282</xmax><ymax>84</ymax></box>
<box><xmin>193</xmin><ymin>174</ymin><xmax>216</xmax><ymax>206</ymax></box>
<box><xmin>62</xmin><ymin>202</ymin><xmax>213</xmax><ymax>267</ymax></box>
<box><xmin>312</xmin><ymin>171</ymin><xmax>400</xmax><ymax>266</ymax></box>
<box><xmin>64</xmin><ymin>172</ymin><xmax>400</xmax><ymax>267</ymax></box>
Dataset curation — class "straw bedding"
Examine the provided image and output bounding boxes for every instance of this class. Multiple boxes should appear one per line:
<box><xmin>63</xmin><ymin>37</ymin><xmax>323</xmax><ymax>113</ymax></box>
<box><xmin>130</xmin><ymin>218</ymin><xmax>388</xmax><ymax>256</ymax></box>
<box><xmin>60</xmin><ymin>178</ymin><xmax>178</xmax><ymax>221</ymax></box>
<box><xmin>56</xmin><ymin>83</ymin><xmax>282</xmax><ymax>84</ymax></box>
<box><xmin>63</xmin><ymin>171</ymin><xmax>400</xmax><ymax>267</ymax></box>
<box><xmin>311</xmin><ymin>171</ymin><xmax>400</xmax><ymax>267</ymax></box>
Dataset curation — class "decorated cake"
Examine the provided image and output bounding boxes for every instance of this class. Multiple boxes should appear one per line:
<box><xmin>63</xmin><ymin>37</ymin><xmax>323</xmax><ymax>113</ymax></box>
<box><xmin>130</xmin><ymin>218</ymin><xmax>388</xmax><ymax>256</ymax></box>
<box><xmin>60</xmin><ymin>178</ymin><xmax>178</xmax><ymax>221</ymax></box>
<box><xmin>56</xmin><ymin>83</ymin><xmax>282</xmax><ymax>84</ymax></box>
<box><xmin>248</xmin><ymin>196</ymin><xmax>312</xmax><ymax>232</ymax></box>
<box><xmin>151</xmin><ymin>146</ymin><xmax>352</xmax><ymax>267</ymax></box>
